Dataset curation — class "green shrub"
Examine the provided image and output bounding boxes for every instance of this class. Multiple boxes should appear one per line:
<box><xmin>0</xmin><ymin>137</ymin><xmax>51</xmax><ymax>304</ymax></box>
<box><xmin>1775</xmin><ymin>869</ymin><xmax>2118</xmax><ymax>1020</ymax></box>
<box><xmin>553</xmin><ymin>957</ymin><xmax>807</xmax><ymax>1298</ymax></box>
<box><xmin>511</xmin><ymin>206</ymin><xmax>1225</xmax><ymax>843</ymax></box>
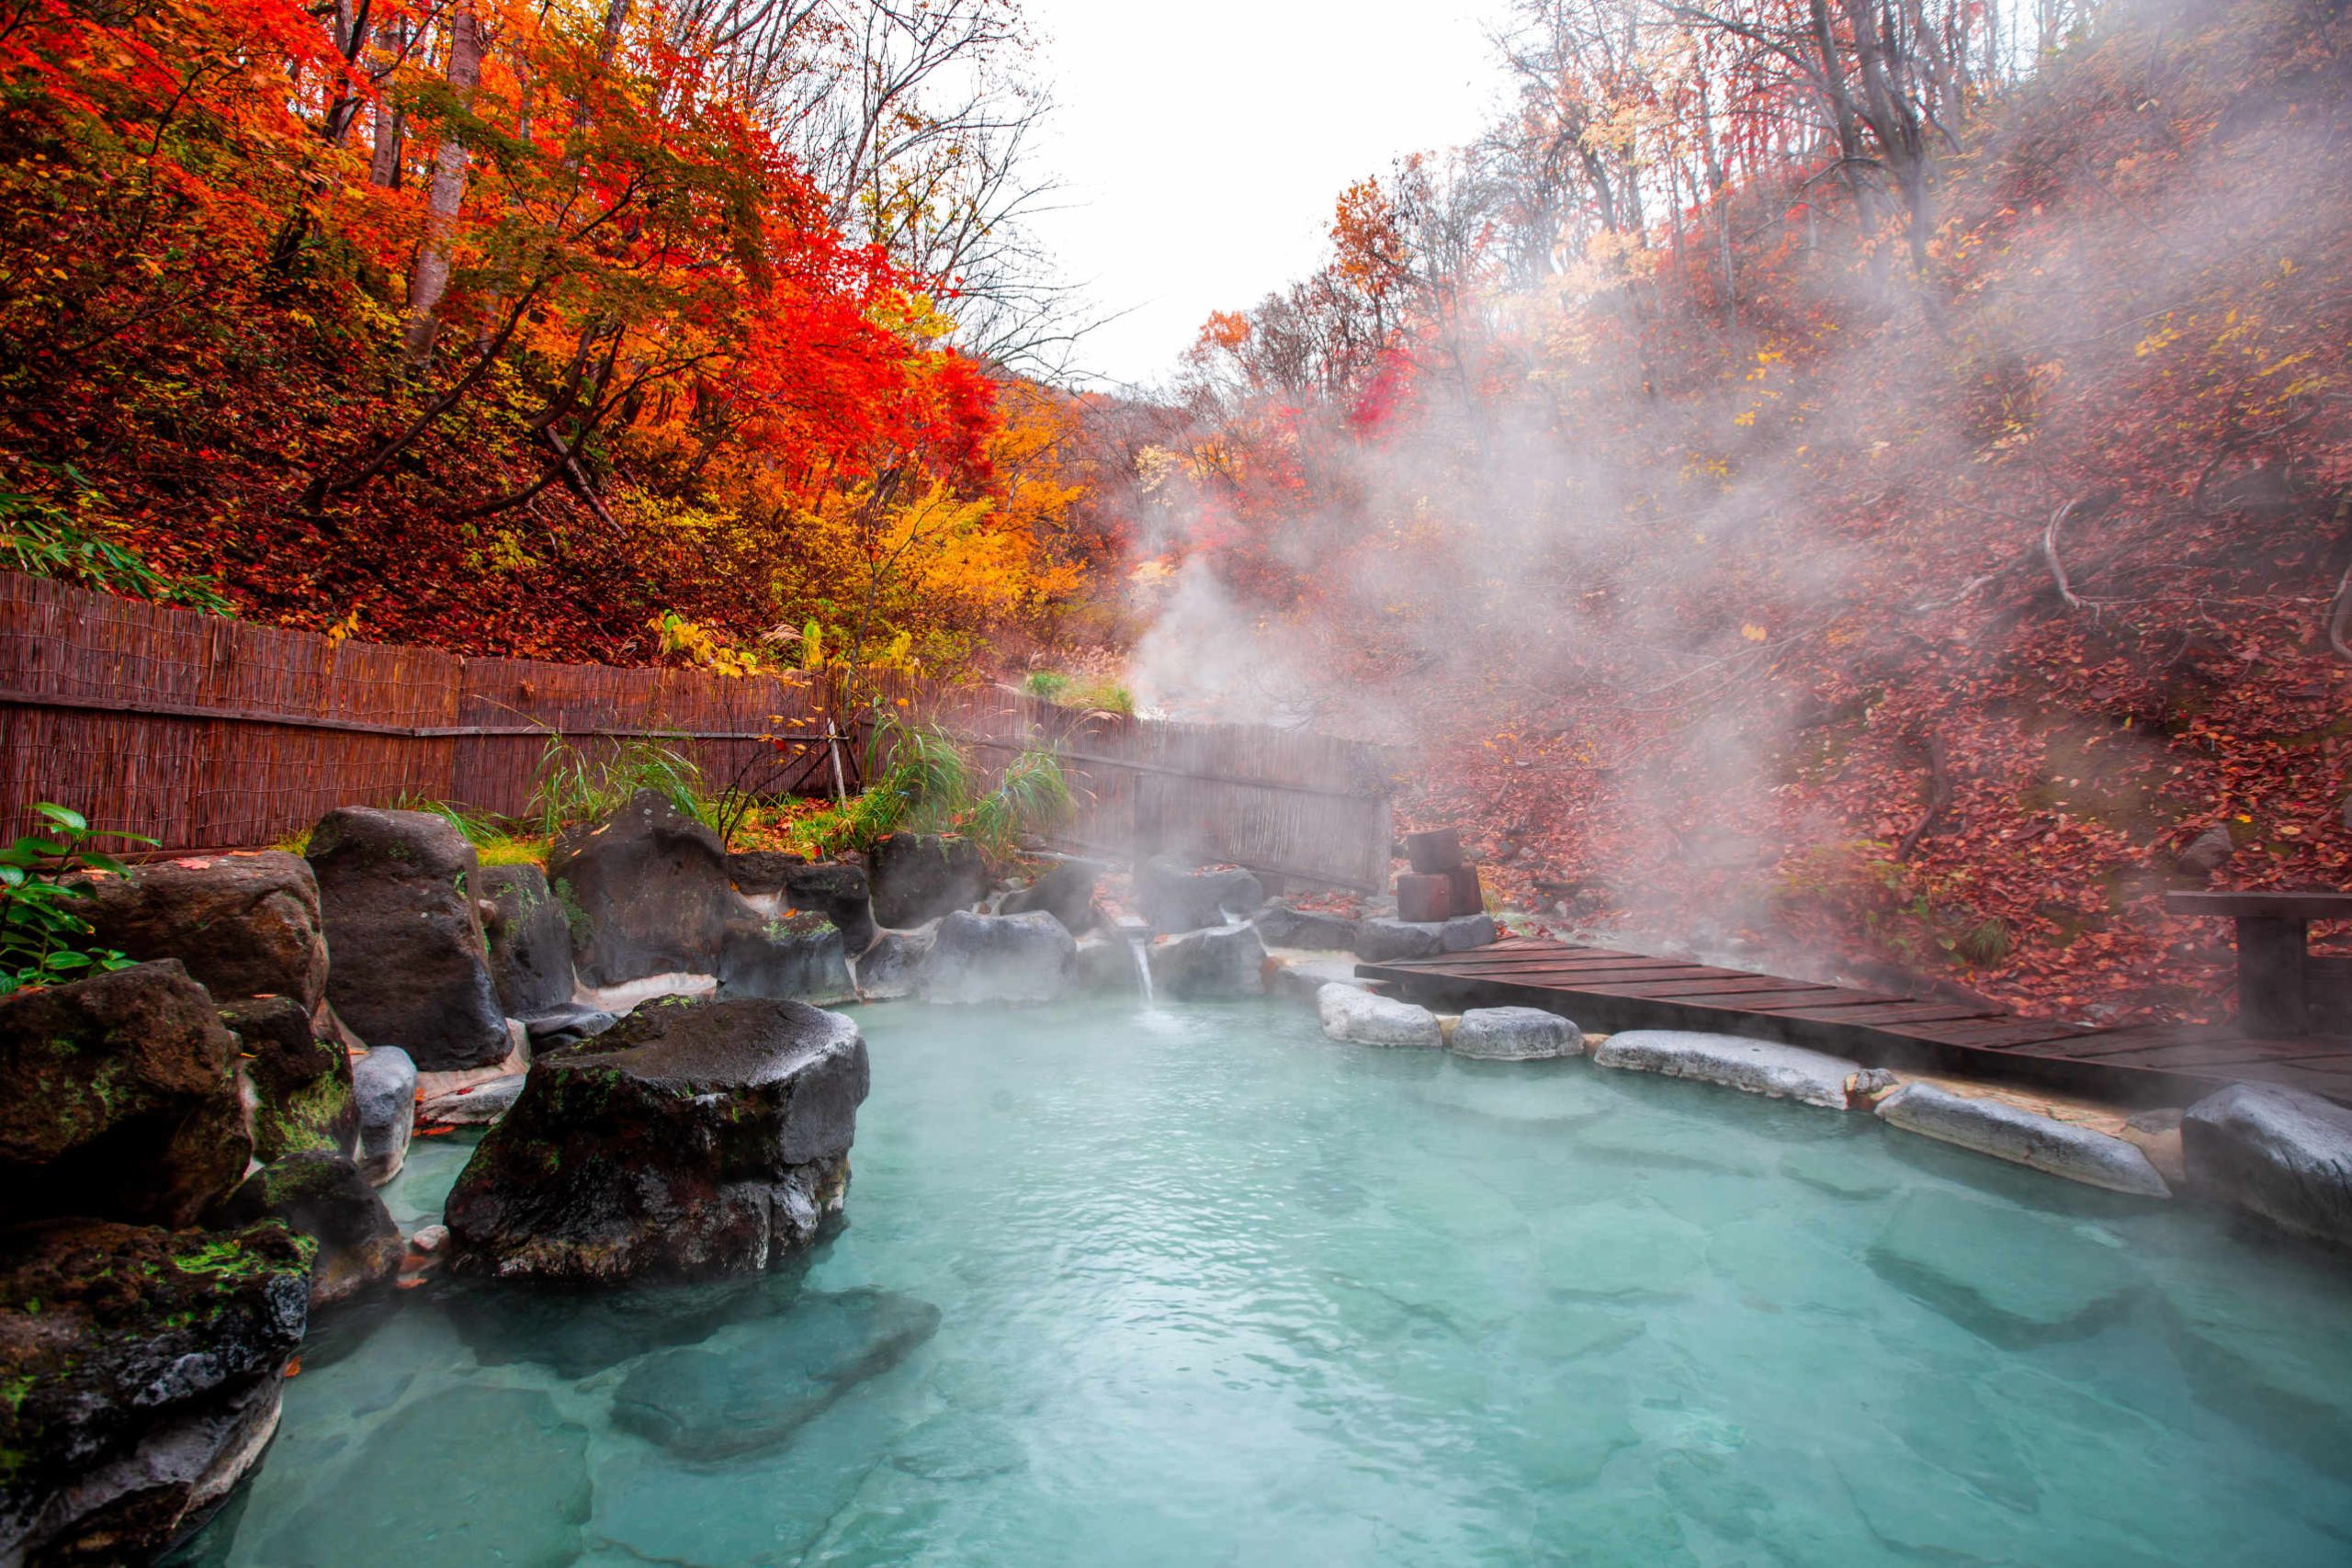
<box><xmin>1</xmin><ymin>804</ymin><xmax>156</xmax><ymax>994</ymax></box>
<box><xmin>1</xmin><ymin>477</ymin><xmax>234</xmax><ymax>615</ymax></box>
<box><xmin>527</xmin><ymin>734</ymin><xmax>713</xmax><ymax>838</ymax></box>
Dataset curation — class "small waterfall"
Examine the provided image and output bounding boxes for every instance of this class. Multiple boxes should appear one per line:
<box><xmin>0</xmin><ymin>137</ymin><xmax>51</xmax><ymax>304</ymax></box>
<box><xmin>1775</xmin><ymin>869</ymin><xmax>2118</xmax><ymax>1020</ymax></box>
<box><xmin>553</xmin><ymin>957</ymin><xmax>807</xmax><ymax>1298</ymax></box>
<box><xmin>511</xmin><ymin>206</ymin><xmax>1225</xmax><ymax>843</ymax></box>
<box><xmin>1125</xmin><ymin>930</ymin><xmax>1156</xmax><ymax>1006</ymax></box>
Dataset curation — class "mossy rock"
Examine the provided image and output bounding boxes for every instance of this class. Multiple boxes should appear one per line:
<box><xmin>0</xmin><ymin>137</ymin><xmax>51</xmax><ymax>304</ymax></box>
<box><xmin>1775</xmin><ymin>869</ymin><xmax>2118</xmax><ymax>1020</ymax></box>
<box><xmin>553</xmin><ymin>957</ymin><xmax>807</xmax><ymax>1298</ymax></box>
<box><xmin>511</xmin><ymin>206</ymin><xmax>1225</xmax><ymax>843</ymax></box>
<box><xmin>221</xmin><ymin>995</ymin><xmax>356</xmax><ymax>1164</ymax></box>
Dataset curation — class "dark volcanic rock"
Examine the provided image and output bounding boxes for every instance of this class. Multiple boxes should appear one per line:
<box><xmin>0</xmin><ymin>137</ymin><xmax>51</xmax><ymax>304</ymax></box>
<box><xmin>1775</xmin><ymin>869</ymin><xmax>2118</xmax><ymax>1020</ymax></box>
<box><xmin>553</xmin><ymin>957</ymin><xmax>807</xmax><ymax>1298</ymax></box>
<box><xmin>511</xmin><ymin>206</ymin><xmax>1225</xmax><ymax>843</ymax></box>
<box><xmin>263</xmin><ymin>1385</ymin><xmax>590</xmax><ymax>1568</ymax></box>
<box><xmin>445</xmin><ymin>998</ymin><xmax>869</xmax><ymax>1280</ymax></box>
<box><xmin>1351</xmin><ymin>918</ymin><xmax>1447</xmax><ymax>964</ymax></box>
<box><xmin>726</xmin><ymin>850</ymin><xmax>808</xmax><ymax>897</ymax></box>
<box><xmin>0</xmin><ymin>1219</ymin><xmax>310</xmax><ymax>1567</ymax></box>
<box><xmin>781</xmin><ymin>862</ymin><xmax>877</xmax><ymax>954</ymax></box>
<box><xmin>547</xmin><ymin>791</ymin><xmax>747</xmax><ymax>987</ymax></box>
<box><xmin>307</xmin><ymin>807</ymin><xmax>507</xmax><ymax>1070</ymax></box>
<box><xmin>351</xmin><ymin>1046</ymin><xmax>416</xmax><ymax>1187</ymax></box>
<box><xmin>446</xmin><ymin>1267</ymin><xmax>802</xmax><ymax>1379</ymax></box>
<box><xmin>477</xmin><ymin>863</ymin><xmax>575</xmax><ymax>1018</ymax></box>
<box><xmin>918</xmin><ymin>910</ymin><xmax>1075</xmax><ymax>1004</ymax></box>
<box><xmin>1148</xmin><ymin>922</ymin><xmax>1269</xmax><ymax>999</ymax></box>
<box><xmin>853</xmin><ymin>923</ymin><xmax>936</xmax><ymax>1000</ymax></box>
<box><xmin>611</xmin><ymin>1288</ymin><xmax>942</xmax><ymax>1461</ymax></box>
<box><xmin>0</xmin><ymin>962</ymin><xmax>251</xmax><ymax>1229</ymax></box>
<box><xmin>1000</xmin><ymin>859</ymin><xmax>1103</xmax><ymax>935</ymax></box>
<box><xmin>72</xmin><ymin>851</ymin><xmax>329</xmax><ymax>1013</ymax></box>
<box><xmin>1253</xmin><ymin>903</ymin><xmax>1361</xmax><ymax>952</ymax></box>
<box><xmin>868</xmin><ymin>833</ymin><xmax>987</xmax><ymax>929</ymax></box>
<box><xmin>221</xmin><ymin>994</ymin><xmax>357</xmax><ymax>1163</ymax></box>
<box><xmin>210</xmin><ymin>1152</ymin><xmax>402</xmax><ymax>1310</ymax></box>
<box><xmin>2183</xmin><ymin>1083</ymin><xmax>2352</xmax><ymax>1249</ymax></box>
<box><xmin>1136</xmin><ymin>858</ymin><xmax>1264</xmax><ymax>935</ymax></box>
<box><xmin>519</xmin><ymin>1003</ymin><xmax>617</xmax><ymax>1049</ymax></box>
<box><xmin>718</xmin><ymin>919</ymin><xmax>853</xmax><ymax>1002</ymax></box>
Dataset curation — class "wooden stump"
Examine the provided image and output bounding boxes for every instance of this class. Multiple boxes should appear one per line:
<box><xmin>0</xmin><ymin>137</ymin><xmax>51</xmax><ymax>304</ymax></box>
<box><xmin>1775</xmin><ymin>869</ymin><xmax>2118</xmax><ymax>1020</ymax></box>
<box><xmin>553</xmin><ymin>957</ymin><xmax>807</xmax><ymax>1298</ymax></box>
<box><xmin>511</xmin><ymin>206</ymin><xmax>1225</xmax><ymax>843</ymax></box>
<box><xmin>1404</xmin><ymin>829</ymin><xmax>1463</xmax><ymax>874</ymax></box>
<box><xmin>1395</xmin><ymin>874</ymin><xmax>1453</xmax><ymax>923</ymax></box>
<box><xmin>1445</xmin><ymin>864</ymin><xmax>1483</xmax><ymax>917</ymax></box>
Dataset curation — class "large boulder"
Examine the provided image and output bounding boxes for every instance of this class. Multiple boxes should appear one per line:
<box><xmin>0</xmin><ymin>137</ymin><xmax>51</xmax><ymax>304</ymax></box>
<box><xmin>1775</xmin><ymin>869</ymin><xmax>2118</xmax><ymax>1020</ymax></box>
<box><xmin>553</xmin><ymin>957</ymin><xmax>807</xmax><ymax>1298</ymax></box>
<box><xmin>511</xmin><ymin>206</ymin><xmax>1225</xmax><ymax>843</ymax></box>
<box><xmin>209</xmin><ymin>1151</ymin><xmax>404</xmax><ymax>1309</ymax></box>
<box><xmin>1001</xmin><ymin>859</ymin><xmax>1103</xmax><ymax>935</ymax></box>
<box><xmin>307</xmin><ymin>807</ymin><xmax>507</xmax><ymax>1070</ymax></box>
<box><xmin>1450</xmin><ymin>1006</ymin><xmax>1581</xmax><ymax>1061</ymax></box>
<box><xmin>446</xmin><ymin>999</ymin><xmax>869</xmax><ymax>1280</ymax></box>
<box><xmin>1351</xmin><ymin>918</ymin><xmax>1447</xmax><ymax>964</ymax></box>
<box><xmin>477</xmin><ymin>863</ymin><xmax>576</xmax><ymax>1019</ymax></box>
<box><xmin>547</xmin><ymin>791</ymin><xmax>746</xmax><ymax>988</ymax></box>
<box><xmin>717</xmin><ymin>919</ymin><xmax>853</xmax><ymax>1003</ymax></box>
<box><xmin>853</xmin><ymin>923</ymin><xmax>936</xmax><ymax>1001</ymax></box>
<box><xmin>1877</xmin><ymin>1082</ymin><xmax>2171</xmax><ymax>1198</ymax></box>
<box><xmin>917</xmin><ymin>910</ymin><xmax>1075</xmax><ymax>1004</ymax></box>
<box><xmin>1148</xmin><ymin>922</ymin><xmax>1268</xmax><ymax>999</ymax></box>
<box><xmin>71</xmin><ymin>851</ymin><xmax>329</xmax><ymax>1013</ymax></box>
<box><xmin>725</xmin><ymin>850</ymin><xmax>808</xmax><ymax>898</ymax></box>
<box><xmin>1590</xmin><ymin>1030</ymin><xmax>1862</xmax><ymax>1111</ymax></box>
<box><xmin>1254</xmin><ymin>903</ymin><xmax>1361</xmax><ymax>952</ymax></box>
<box><xmin>1317</xmin><ymin>983</ymin><xmax>1442</xmax><ymax>1048</ymax></box>
<box><xmin>1442</xmin><ymin>913</ymin><xmax>1499</xmax><ymax>951</ymax></box>
<box><xmin>2182</xmin><ymin>1083</ymin><xmax>2352</xmax><ymax>1248</ymax></box>
<box><xmin>1136</xmin><ymin>858</ymin><xmax>1263</xmax><ymax>935</ymax></box>
<box><xmin>0</xmin><ymin>1218</ymin><xmax>310</xmax><ymax>1566</ymax></box>
<box><xmin>419</xmin><ymin>1072</ymin><xmax>527</xmax><ymax>1128</ymax></box>
<box><xmin>782</xmin><ymin>863</ymin><xmax>877</xmax><ymax>954</ymax></box>
<box><xmin>868</xmin><ymin>834</ymin><xmax>986</xmax><ymax>929</ymax></box>
<box><xmin>351</xmin><ymin>1045</ymin><xmax>416</xmax><ymax>1187</ymax></box>
<box><xmin>222</xmin><ymin>994</ymin><xmax>357</xmax><ymax>1163</ymax></box>
<box><xmin>0</xmin><ymin>962</ymin><xmax>251</xmax><ymax>1228</ymax></box>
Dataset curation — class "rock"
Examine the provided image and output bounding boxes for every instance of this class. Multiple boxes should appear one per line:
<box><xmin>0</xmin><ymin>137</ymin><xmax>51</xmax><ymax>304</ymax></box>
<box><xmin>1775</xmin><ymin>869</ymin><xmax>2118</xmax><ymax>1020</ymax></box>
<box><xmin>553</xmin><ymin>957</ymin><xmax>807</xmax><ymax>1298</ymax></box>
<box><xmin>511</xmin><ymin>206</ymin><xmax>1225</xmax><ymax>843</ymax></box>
<box><xmin>1148</xmin><ymin>921</ymin><xmax>1268</xmax><ymax>999</ymax></box>
<box><xmin>1136</xmin><ymin>857</ymin><xmax>1264</xmax><ymax>935</ymax></box>
<box><xmin>779</xmin><ymin>863</ymin><xmax>876</xmax><ymax>953</ymax></box>
<box><xmin>1270</xmin><ymin>954</ymin><xmax>1365</xmax><ymax>1002</ymax></box>
<box><xmin>1442</xmin><ymin>913</ymin><xmax>1499</xmax><ymax>951</ymax></box>
<box><xmin>476</xmin><ymin>863</ymin><xmax>576</xmax><ymax>1018</ymax></box>
<box><xmin>717</xmin><ymin>919</ymin><xmax>853</xmax><ymax>1002</ymax></box>
<box><xmin>2182</xmin><ymin>1082</ymin><xmax>2352</xmax><ymax>1249</ymax></box>
<box><xmin>0</xmin><ymin>961</ymin><xmax>251</xmax><ymax>1228</ymax></box>
<box><xmin>1253</xmin><ymin>903</ymin><xmax>1361</xmax><ymax>951</ymax></box>
<box><xmin>868</xmin><ymin>833</ymin><xmax>987</xmax><ymax>929</ymax></box>
<box><xmin>1000</xmin><ymin>859</ymin><xmax>1103</xmax><ymax>934</ymax></box>
<box><xmin>307</xmin><ymin>807</ymin><xmax>508</xmax><ymax>1070</ymax></box>
<box><xmin>1875</xmin><ymin>1082</ymin><xmax>2172</xmax><ymax>1197</ymax></box>
<box><xmin>1867</xmin><ymin>1189</ymin><xmax>2140</xmax><ymax>1346</ymax></box>
<box><xmin>519</xmin><ymin>1002</ymin><xmax>618</xmax><ymax>1048</ymax></box>
<box><xmin>262</xmin><ymin>1385</ymin><xmax>590</xmax><ymax>1568</ymax></box>
<box><xmin>2177</xmin><ymin>825</ymin><xmax>2236</xmax><ymax>879</ymax></box>
<box><xmin>445</xmin><ymin>998</ymin><xmax>869</xmax><ymax>1280</ymax></box>
<box><xmin>545</xmin><ymin>789</ymin><xmax>747</xmax><ymax>988</ymax></box>
<box><xmin>419</xmin><ymin>1073</ymin><xmax>527</xmax><ymax>1126</ymax></box>
<box><xmin>1849</xmin><ymin>1066</ymin><xmax>1901</xmax><ymax>1102</ymax></box>
<box><xmin>1450</xmin><ymin>1006</ymin><xmax>1581</xmax><ymax>1061</ymax></box>
<box><xmin>917</xmin><ymin>910</ymin><xmax>1075</xmax><ymax>1005</ymax></box>
<box><xmin>209</xmin><ymin>1151</ymin><xmax>403</xmax><ymax>1309</ymax></box>
<box><xmin>1351</xmin><ymin>917</ymin><xmax>1447</xmax><ymax>963</ymax></box>
<box><xmin>725</xmin><ymin>850</ymin><xmax>808</xmax><ymax>897</ymax></box>
<box><xmin>1590</xmin><ymin>1030</ymin><xmax>1860</xmax><ymax>1110</ymax></box>
<box><xmin>351</xmin><ymin>1045</ymin><xmax>416</xmax><ymax>1187</ymax></box>
<box><xmin>70</xmin><ymin>850</ymin><xmax>329</xmax><ymax>1012</ymax></box>
<box><xmin>222</xmin><ymin>994</ymin><xmax>357</xmax><ymax>1163</ymax></box>
<box><xmin>854</xmin><ymin>922</ymin><xmax>937</xmax><ymax>1001</ymax></box>
<box><xmin>1317</xmin><ymin>983</ymin><xmax>1442</xmax><ymax>1048</ymax></box>
<box><xmin>610</xmin><ymin>1288</ymin><xmax>943</xmax><ymax>1461</ymax></box>
<box><xmin>1073</xmin><ymin>932</ymin><xmax>1141</xmax><ymax>994</ymax></box>
<box><xmin>0</xmin><ymin>1218</ymin><xmax>310</xmax><ymax>1566</ymax></box>
<box><xmin>445</xmin><ymin>1269</ymin><xmax>795</xmax><ymax>1380</ymax></box>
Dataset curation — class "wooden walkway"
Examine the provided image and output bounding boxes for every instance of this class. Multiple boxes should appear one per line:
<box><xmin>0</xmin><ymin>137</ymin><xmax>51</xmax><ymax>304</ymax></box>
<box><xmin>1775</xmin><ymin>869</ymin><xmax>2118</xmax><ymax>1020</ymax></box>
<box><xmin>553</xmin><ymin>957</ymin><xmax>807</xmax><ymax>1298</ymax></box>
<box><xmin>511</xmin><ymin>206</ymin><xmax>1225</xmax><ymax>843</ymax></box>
<box><xmin>1355</xmin><ymin>938</ymin><xmax>2352</xmax><ymax>1108</ymax></box>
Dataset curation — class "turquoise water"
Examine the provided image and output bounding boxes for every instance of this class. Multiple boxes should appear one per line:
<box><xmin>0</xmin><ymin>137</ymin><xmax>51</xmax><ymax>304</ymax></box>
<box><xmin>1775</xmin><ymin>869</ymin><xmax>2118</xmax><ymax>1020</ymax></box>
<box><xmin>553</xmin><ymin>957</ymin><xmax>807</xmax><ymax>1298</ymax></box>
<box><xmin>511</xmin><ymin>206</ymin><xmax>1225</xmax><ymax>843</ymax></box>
<box><xmin>181</xmin><ymin>998</ymin><xmax>2352</xmax><ymax>1566</ymax></box>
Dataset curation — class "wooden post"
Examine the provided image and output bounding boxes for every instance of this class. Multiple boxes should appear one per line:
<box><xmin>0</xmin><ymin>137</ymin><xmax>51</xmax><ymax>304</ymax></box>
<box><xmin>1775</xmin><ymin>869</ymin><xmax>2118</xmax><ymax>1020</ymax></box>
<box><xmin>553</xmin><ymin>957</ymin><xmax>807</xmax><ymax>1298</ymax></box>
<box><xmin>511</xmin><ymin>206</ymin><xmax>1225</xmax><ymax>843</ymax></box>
<box><xmin>2236</xmin><ymin>916</ymin><xmax>2310</xmax><ymax>1037</ymax></box>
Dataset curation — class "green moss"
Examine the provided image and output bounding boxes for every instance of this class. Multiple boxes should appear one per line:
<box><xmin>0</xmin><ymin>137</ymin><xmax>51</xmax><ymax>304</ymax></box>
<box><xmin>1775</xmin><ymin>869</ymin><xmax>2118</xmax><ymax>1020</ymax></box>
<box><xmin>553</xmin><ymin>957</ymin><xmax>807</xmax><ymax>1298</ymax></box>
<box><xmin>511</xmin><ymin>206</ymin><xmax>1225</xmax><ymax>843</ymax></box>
<box><xmin>552</xmin><ymin>876</ymin><xmax>592</xmax><ymax>943</ymax></box>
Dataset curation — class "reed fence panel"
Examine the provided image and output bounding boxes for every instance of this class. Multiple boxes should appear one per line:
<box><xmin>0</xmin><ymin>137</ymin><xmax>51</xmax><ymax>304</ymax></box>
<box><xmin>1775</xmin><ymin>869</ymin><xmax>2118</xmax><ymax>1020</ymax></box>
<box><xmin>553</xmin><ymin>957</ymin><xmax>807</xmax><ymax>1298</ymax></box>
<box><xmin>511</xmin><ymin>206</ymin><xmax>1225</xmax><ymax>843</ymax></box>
<box><xmin>2</xmin><ymin>573</ymin><xmax>1393</xmax><ymax>888</ymax></box>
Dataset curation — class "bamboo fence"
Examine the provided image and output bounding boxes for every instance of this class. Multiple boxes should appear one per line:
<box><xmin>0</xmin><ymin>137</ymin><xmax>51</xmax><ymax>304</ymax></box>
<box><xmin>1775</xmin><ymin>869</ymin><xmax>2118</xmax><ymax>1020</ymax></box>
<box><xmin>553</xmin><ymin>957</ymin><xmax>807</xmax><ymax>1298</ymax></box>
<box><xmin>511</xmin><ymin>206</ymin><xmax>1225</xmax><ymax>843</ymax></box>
<box><xmin>1</xmin><ymin>572</ymin><xmax>1395</xmax><ymax>888</ymax></box>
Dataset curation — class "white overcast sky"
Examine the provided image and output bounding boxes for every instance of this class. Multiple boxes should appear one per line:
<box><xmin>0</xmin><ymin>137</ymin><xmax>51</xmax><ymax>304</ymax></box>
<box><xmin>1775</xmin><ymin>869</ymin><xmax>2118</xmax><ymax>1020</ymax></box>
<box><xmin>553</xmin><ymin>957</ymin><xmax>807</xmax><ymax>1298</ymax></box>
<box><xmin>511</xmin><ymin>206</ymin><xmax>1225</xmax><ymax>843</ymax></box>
<box><xmin>1016</xmin><ymin>1</ymin><xmax>1515</xmax><ymax>390</ymax></box>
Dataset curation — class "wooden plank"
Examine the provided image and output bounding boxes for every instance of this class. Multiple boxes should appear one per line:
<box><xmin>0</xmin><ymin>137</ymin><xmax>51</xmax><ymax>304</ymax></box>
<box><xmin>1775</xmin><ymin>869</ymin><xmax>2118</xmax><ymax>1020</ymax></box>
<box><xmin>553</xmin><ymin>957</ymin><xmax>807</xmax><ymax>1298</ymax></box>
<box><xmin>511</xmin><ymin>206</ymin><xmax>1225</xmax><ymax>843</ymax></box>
<box><xmin>1885</xmin><ymin>1019</ymin><xmax>2101</xmax><ymax>1049</ymax></box>
<box><xmin>1654</xmin><ymin>985</ymin><xmax>1907</xmax><ymax>1010</ymax></box>
<box><xmin>2165</xmin><ymin>891</ymin><xmax>2352</xmax><ymax>920</ymax></box>
<box><xmin>2060</xmin><ymin>1037</ymin><xmax>2352</xmax><ymax>1071</ymax></box>
<box><xmin>1772</xmin><ymin>1001</ymin><xmax>2007</xmax><ymax>1025</ymax></box>
<box><xmin>1559</xmin><ymin>976</ymin><xmax>1861</xmax><ymax>1003</ymax></box>
<box><xmin>1427</xmin><ymin>960</ymin><xmax>1748</xmax><ymax>985</ymax></box>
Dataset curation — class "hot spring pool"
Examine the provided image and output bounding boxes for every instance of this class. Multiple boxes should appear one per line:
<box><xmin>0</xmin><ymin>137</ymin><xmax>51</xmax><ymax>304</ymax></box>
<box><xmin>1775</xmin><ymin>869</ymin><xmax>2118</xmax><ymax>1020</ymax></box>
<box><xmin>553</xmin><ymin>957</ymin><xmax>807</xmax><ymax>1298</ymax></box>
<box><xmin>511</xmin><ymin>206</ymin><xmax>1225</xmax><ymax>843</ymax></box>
<box><xmin>178</xmin><ymin>998</ymin><xmax>2352</xmax><ymax>1566</ymax></box>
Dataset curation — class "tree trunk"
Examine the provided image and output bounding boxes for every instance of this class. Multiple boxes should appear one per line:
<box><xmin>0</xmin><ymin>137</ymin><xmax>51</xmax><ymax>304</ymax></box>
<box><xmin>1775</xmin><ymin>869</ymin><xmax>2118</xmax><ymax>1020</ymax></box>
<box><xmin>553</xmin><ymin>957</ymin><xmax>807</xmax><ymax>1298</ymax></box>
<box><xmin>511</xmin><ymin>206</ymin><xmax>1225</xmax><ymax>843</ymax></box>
<box><xmin>403</xmin><ymin>5</ymin><xmax>488</xmax><ymax>364</ymax></box>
